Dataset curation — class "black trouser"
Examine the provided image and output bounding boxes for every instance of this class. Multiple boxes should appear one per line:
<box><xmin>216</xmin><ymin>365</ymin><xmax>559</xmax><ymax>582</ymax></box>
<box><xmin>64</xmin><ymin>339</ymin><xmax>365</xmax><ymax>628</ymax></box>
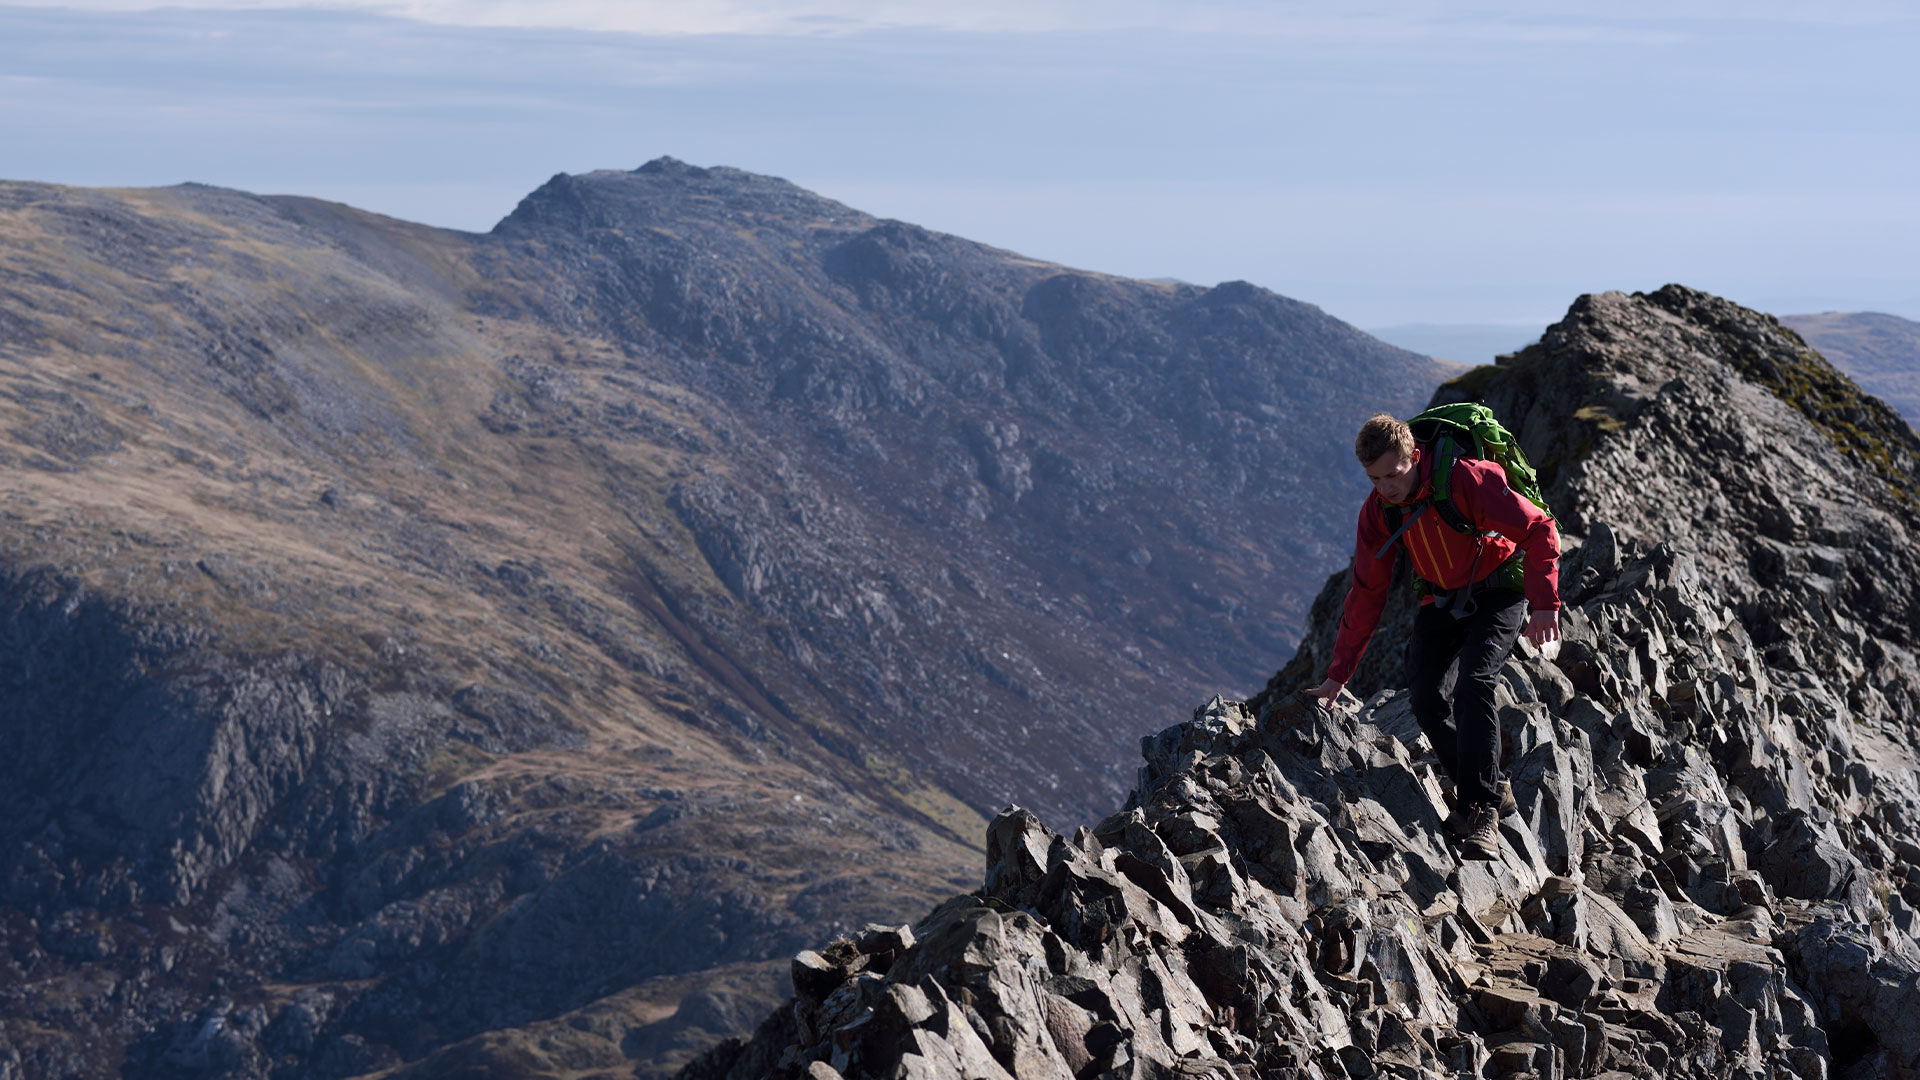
<box><xmin>1406</xmin><ymin>587</ymin><xmax>1528</xmax><ymax>809</ymax></box>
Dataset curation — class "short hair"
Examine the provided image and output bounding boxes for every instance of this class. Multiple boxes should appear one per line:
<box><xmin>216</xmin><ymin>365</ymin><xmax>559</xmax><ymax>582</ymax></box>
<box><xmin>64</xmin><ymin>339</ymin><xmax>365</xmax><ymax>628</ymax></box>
<box><xmin>1355</xmin><ymin>413</ymin><xmax>1414</xmax><ymax>466</ymax></box>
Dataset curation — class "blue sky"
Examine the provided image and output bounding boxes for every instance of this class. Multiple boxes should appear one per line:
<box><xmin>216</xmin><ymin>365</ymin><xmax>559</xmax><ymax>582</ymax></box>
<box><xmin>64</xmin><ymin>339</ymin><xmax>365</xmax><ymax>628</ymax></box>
<box><xmin>2</xmin><ymin>1</ymin><xmax>1916</xmax><ymax>328</ymax></box>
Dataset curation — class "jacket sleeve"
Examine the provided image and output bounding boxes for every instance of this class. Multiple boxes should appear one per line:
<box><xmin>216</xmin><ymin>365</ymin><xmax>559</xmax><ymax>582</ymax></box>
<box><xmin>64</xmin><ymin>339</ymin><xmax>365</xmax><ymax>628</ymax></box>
<box><xmin>1326</xmin><ymin>495</ymin><xmax>1395</xmax><ymax>685</ymax></box>
<box><xmin>1455</xmin><ymin>461</ymin><xmax>1561</xmax><ymax>612</ymax></box>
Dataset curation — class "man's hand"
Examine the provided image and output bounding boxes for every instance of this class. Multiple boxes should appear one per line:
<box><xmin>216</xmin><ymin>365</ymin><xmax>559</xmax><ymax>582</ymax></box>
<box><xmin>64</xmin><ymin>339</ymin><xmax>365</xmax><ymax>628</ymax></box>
<box><xmin>1525</xmin><ymin>609</ymin><xmax>1561</xmax><ymax>648</ymax></box>
<box><xmin>1306</xmin><ymin>678</ymin><xmax>1345</xmax><ymax>708</ymax></box>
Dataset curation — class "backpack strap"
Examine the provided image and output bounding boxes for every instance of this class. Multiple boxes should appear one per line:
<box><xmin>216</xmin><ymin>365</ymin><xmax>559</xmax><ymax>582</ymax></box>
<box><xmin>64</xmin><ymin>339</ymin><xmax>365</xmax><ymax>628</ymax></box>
<box><xmin>1375</xmin><ymin>502</ymin><xmax>1427</xmax><ymax>559</ymax></box>
<box><xmin>1427</xmin><ymin>435</ymin><xmax>1478</xmax><ymax>534</ymax></box>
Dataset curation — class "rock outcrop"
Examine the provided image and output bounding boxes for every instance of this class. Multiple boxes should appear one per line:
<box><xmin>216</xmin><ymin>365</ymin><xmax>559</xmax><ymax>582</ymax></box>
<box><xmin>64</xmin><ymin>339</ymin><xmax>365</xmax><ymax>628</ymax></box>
<box><xmin>689</xmin><ymin>287</ymin><xmax>1920</xmax><ymax>1080</ymax></box>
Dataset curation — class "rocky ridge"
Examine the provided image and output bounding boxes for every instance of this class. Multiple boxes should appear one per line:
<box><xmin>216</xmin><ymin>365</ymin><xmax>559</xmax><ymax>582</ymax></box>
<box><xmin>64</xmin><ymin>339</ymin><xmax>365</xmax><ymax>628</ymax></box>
<box><xmin>687</xmin><ymin>287</ymin><xmax>1920</xmax><ymax>1080</ymax></box>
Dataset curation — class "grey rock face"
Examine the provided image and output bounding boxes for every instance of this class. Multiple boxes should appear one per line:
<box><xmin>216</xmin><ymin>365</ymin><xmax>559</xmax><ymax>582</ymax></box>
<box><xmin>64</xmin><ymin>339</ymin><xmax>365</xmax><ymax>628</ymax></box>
<box><xmin>0</xmin><ymin>570</ymin><xmax>358</xmax><ymax>908</ymax></box>
<box><xmin>695</xmin><ymin>287</ymin><xmax>1920</xmax><ymax>1079</ymax></box>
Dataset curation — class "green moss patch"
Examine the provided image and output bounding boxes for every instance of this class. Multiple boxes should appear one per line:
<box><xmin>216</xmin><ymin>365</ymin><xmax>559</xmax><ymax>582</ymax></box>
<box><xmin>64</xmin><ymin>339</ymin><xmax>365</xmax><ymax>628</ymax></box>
<box><xmin>1572</xmin><ymin>405</ymin><xmax>1626</xmax><ymax>434</ymax></box>
<box><xmin>1439</xmin><ymin>363</ymin><xmax>1502</xmax><ymax>401</ymax></box>
<box><xmin>1725</xmin><ymin>342</ymin><xmax>1920</xmax><ymax>511</ymax></box>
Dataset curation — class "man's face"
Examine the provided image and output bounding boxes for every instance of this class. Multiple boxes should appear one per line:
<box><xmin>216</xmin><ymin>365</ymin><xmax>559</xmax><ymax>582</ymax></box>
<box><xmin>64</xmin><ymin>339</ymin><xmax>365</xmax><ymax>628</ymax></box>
<box><xmin>1365</xmin><ymin>446</ymin><xmax>1421</xmax><ymax>504</ymax></box>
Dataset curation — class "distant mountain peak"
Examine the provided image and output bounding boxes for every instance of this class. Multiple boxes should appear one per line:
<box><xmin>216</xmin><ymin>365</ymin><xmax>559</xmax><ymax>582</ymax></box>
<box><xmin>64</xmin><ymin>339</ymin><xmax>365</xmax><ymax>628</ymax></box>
<box><xmin>634</xmin><ymin>155</ymin><xmax>710</xmax><ymax>177</ymax></box>
<box><xmin>494</xmin><ymin>157</ymin><xmax>861</xmax><ymax>236</ymax></box>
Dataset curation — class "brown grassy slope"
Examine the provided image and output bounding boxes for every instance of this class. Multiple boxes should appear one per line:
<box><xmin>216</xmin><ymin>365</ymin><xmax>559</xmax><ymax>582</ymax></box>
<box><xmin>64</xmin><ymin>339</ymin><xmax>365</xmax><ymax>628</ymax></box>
<box><xmin>0</xmin><ymin>181</ymin><xmax>980</xmax><ymax>1078</ymax></box>
<box><xmin>1</xmin><ymin>180</ymin><xmax>984</xmax><ymax>823</ymax></box>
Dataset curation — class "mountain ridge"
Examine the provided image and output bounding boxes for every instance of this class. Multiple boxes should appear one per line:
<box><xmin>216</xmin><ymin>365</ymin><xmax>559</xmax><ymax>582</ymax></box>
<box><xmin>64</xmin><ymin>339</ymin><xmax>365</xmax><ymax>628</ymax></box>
<box><xmin>0</xmin><ymin>161</ymin><xmax>1450</xmax><ymax>1077</ymax></box>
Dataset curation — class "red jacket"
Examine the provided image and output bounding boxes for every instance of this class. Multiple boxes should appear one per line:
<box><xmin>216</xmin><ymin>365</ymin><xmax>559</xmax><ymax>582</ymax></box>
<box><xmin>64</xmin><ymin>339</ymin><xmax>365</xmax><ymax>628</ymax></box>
<box><xmin>1325</xmin><ymin>445</ymin><xmax>1560</xmax><ymax>685</ymax></box>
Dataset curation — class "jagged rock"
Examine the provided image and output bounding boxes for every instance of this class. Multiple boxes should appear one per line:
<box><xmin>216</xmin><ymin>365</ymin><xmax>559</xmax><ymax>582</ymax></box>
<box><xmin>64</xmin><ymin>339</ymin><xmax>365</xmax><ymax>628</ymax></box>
<box><xmin>1540</xmin><ymin>953</ymin><xmax>1604</xmax><ymax>1011</ymax></box>
<box><xmin>1757</xmin><ymin>812</ymin><xmax>1873</xmax><ymax>907</ymax></box>
<box><xmin>1780</xmin><ymin>911</ymin><xmax>1920</xmax><ymax>1077</ymax></box>
<box><xmin>793</xmin><ymin>951</ymin><xmax>847</xmax><ymax>1006</ymax></box>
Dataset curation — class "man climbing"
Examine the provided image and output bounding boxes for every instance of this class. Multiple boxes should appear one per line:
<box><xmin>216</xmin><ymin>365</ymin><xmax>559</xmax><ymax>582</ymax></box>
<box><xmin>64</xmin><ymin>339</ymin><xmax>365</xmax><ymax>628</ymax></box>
<box><xmin>1307</xmin><ymin>411</ymin><xmax>1561</xmax><ymax>860</ymax></box>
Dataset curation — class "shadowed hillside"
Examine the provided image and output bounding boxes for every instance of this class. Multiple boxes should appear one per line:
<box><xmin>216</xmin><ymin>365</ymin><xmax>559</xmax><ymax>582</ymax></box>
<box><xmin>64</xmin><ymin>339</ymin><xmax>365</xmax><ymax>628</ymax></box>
<box><xmin>0</xmin><ymin>161</ymin><xmax>1450</xmax><ymax>1077</ymax></box>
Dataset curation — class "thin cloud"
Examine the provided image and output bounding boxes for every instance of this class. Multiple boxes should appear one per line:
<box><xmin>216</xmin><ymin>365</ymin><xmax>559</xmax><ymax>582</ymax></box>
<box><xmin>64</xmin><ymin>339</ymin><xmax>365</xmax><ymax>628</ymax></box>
<box><xmin>1</xmin><ymin>0</ymin><xmax>1911</xmax><ymax>38</ymax></box>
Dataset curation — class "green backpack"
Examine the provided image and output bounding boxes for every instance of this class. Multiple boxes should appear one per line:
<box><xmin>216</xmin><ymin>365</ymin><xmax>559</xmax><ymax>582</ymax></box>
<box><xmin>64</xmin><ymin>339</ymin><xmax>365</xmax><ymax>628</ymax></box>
<box><xmin>1380</xmin><ymin>402</ymin><xmax>1553</xmax><ymax>596</ymax></box>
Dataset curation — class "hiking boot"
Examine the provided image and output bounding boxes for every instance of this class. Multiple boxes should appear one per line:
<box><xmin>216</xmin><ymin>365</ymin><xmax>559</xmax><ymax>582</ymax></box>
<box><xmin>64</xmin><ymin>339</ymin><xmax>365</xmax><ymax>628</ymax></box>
<box><xmin>1459</xmin><ymin>804</ymin><xmax>1501</xmax><ymax>861</ymax></box>
<box><xmin>1444</xmin><ymin>781</ymin><xmax>1516</xmax><ymax>838</ymax></box>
